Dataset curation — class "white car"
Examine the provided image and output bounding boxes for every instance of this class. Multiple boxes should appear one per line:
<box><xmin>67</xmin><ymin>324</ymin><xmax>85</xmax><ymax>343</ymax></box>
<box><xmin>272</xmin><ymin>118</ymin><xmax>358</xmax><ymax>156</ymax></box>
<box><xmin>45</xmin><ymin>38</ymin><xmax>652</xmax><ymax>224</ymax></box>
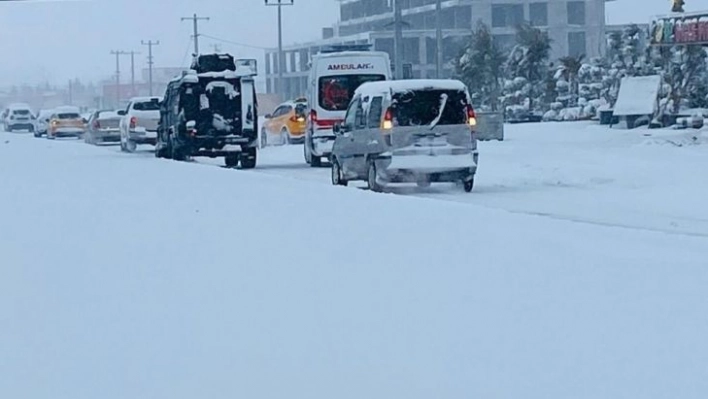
<box><xmin>3</xmin><ymin>103</ymin><xmax>37</xmax><ymax>133</ymax></box>
<box><xmin>34</xmin><ymin>109</ymin><xmax>54</xmax><ymax>137</ymax></box>
<box><xmin>118</xmin><ymin>96</ymin><xmax>162</xmax><ymax>152</ymax></box>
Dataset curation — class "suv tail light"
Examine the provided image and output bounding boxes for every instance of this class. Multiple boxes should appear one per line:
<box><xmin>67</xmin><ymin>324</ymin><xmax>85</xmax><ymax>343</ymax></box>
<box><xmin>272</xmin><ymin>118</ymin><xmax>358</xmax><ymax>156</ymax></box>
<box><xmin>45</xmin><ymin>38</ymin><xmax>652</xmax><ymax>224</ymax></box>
<box><xmin>466</xmin><ymin>104</ymin><xmax>477</xmax><ymax>127</ymax></box>
<box><xmin>129</xmin><ymin>116</ymin><xmax>137</xmax><ymax>129</ymax></box>
<box><xmin>382</xmin><ymin>107</ymin><xmax>393</xmax><ymax>130</ymax></box>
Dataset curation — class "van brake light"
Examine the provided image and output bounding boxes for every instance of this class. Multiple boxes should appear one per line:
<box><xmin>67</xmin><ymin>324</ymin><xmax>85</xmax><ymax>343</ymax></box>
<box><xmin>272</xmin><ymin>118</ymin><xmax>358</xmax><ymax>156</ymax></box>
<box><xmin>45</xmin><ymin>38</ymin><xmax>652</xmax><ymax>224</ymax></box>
<box><xmin>382</xmin><ymin>107</ymin><xmax>393</xmax><ymax>130</ymax></box>
<box><xmin>466</xmin><ymin>105</ymin><xmax>477</xmax><ymax>127</ymax></box>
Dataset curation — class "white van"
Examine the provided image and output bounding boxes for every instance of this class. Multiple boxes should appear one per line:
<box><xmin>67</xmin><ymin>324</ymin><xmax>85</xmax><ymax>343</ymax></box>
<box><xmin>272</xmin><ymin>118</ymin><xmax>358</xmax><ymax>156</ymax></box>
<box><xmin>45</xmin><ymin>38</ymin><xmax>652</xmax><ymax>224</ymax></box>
<box><xmin>304</xmin><ymin>49</ymin><xmax>391</xmax><ymax>167</ymax></box>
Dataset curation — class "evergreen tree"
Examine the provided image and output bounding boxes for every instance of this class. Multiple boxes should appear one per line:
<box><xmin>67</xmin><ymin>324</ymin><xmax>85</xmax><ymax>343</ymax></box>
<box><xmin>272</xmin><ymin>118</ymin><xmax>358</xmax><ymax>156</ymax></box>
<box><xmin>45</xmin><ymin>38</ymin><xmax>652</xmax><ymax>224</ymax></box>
<box><xmin>557</xmin><ymin>55</ymin><xmax>585</xmax><ymax>106</ymax></box>
<box><xmin>454</xmin><ymin>21</ymin><xmax>507</xmax><ymax>111</ymax></box>
<box><xmin>504</xmin><ymin>23</ymin><xmax>552</xmax><ymax>112</ymax></box>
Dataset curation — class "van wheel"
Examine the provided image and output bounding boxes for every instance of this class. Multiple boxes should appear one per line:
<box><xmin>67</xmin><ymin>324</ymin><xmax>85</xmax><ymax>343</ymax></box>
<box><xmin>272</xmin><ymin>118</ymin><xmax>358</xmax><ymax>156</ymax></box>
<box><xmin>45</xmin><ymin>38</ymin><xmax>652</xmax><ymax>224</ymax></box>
<box><xmin>331</xmin><ymin>158</ymin><xmax>347</xmax><ymax>186</ymax></box>
<box><xmin>304</xmin><ymin>140</ymin><xmax>311</xmax><ymax>164</ymax></box>
<box><xmin>311</xmin><ymin>155</ymin><xmax>321</xmax><ymax>167</ymax></box>
<box><xmin>367</xmin><ymin>159</ymin><xmax>382</xmax><ymax>192</ymax></box>
<box><xmin>463</xmin><ymin>178</ymin><xmax>474</xmax><ymax>193</ymax></box>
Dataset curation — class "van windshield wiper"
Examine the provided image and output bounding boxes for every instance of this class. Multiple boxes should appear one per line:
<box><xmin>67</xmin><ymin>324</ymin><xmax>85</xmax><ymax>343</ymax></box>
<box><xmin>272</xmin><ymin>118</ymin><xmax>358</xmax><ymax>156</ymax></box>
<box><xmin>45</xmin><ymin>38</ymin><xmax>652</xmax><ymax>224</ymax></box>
<box><xmin>429</xmin><ymin>93</ymin><xmax>448</xmax><ymax>130</ymax></box>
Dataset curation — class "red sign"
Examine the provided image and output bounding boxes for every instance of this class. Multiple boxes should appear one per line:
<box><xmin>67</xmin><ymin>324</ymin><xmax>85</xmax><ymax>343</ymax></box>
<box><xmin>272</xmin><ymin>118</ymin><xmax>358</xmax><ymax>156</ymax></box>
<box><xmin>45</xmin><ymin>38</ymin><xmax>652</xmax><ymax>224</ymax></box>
<box><xmin>650</xmin><ymin>13</ymin><xmax>708</xmax><ymax>45</ymax></box>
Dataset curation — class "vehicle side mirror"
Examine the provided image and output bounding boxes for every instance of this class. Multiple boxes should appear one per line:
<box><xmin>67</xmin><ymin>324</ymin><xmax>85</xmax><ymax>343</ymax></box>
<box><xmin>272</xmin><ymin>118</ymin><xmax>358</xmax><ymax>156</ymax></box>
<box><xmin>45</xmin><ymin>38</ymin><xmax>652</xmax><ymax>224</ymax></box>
<box><xmin>82</xmin><ymin>118</ymin><xmax>88</xmax><ymax>124</ymax></box>
<box><xmin>117</xmin><ymin>110</ymin><xmax>126</xmax><ymax>116</ymax></box>
<box><xmin>265</xmin><ymin>113</ymin><xmax>272</xmax><ymax>119</ymax></box>
<box><xmin>333</xmin><ymin>122</ymin><xmax>342</xmax><ymax>134</ymax></box>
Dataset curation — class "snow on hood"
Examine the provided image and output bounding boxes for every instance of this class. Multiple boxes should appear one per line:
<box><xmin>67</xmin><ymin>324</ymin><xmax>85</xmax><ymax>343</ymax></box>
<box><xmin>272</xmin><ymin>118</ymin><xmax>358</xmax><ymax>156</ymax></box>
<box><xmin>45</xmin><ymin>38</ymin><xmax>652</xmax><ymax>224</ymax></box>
<box><xmin>205</xmin><ymin>81</ymin><xmax>240</xmax><ymax>99</ymax></box>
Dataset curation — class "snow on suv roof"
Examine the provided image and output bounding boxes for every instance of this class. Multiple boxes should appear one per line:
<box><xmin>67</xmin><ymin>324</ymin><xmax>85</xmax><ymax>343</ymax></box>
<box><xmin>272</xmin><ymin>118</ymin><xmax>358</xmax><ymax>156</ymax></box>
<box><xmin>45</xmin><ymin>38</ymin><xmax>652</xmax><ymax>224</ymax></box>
<box><xmin>130</xmin><ymin>96</ymin><xmax>162</xmax><ymax>103</ymax></box>
<box><xmin>7</xmin><ymin>103</ymin><xmax>32</xmax><ymax>110</ymax></box>
<box><xmin>354</xmin><ymin>79</ymin><xmax>469</xmax><ymax>97</ymax></box>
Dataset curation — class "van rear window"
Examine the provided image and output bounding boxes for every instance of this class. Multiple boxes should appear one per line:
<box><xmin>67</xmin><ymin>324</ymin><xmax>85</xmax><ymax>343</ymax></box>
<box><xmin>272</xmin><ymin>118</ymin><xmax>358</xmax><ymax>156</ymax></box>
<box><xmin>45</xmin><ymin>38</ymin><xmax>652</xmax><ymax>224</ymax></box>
<box><xmin>318</xmin><ymin>74</ymin><xmax>385</xmax><ymax>111</ymax></box>
<box><xmin>391</xmin><ymin>89</ymin><xmax>468</xmax><ymax>126</ymax></box>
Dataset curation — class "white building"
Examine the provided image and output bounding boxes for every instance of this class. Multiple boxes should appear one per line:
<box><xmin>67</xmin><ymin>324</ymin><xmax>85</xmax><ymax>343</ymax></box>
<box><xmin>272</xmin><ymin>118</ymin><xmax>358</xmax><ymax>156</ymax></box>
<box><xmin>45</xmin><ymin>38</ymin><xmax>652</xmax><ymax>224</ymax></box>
<box><xmin>265</xmin><ymin>0</ymin><xmax>614</xmax><ymax>100</ymax></box>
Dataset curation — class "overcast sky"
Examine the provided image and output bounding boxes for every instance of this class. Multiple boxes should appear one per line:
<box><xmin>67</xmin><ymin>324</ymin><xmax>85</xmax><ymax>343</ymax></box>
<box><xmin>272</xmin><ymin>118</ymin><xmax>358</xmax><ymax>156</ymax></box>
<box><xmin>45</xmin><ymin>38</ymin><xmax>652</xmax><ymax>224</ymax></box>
<box><xmin>0</xmin><ymin>0</ymin><xmax>707</xmax><ymax>87</ymax></box>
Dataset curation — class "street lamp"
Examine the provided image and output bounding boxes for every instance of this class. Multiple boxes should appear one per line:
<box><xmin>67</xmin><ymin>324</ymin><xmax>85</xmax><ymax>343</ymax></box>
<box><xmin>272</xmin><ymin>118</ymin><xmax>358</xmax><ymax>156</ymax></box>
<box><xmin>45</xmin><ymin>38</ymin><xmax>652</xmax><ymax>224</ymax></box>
<box><xmin>265</xmin><ymin>0</ymin><xmax>294</xmax><ymax>99</ymax></box>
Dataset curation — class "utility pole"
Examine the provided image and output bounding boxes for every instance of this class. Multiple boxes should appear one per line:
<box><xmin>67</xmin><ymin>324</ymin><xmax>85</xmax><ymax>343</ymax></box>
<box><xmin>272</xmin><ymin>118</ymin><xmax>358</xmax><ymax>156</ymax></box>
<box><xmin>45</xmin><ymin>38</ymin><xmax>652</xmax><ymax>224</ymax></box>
<box><xmin>181</xmin><ymin>13</ymin><xmax>210</xmax><ymax>55</ymax></box>
<box><xmin>128</xmin><ymin>50</ymin><xmax>141</xmax><ymax>97</ymax></box>
<box><xmin>265</xmin><ymin>0</ymin><xmax>294</xmax><ymax>98</ymax></box>
<box><xmin>68</xmin><ymin>79</ymin><xmax>73</xmax><ymax>105</ymax></box>
<box><xmin>435</xmin><ymin>0</ymin><xmax>443</xmax><ymax>78</ymax></box>
<box><xmin>110</xmin><ymin>50</ymin><xmax>129</xmax><ymax>107</ymax></box>
<box><xmin>393</xmin><ymin>0</ymin><xmax>404</xmax><ymax>79</ymax></box>
<box><xmin>141</xmin><ymin>40</ymin><xmax>160</xmax><ymax>96</ymax></box>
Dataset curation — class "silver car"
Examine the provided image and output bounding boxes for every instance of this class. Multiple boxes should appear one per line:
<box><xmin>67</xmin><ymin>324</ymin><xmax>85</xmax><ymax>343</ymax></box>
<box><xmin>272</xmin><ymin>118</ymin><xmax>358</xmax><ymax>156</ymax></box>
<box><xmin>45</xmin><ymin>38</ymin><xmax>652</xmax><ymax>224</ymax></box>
<box><xmin>85</xmin><ymin>110</ymin><xmax>122</xmax><ymax>145</ymax></box>
<box><xmin>330</xmin><ymin>79</ymin><xmax>479</xmax><ymax>192</ymax></box>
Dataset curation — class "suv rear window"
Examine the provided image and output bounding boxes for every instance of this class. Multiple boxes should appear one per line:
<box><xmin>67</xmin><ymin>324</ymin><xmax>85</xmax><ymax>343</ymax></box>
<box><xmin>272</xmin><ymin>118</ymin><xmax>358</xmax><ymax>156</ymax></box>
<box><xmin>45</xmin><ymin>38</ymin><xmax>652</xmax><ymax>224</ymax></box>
<box><xmin>318</xmin><ymin>74</ymin><xmax>385</xmax><ymax>111</ymax></box>
<box><xmin>58</xmin><ymin>113</ymin><xmax>81</xmax><ymax>119</ymax></box>
<box><xmin>391</xmin><ymin>88</ymin><xmax>468</xmax><ymax>126</ymax></box>
<box><xmin>133</xmin><ymin>100</ymin><xmax>160</xmax><ymax>111</ymax></box>
<box><xmin>13</xmin><ymin>110</ymin><xmax>30</xmax><ymax>115</ymax></box>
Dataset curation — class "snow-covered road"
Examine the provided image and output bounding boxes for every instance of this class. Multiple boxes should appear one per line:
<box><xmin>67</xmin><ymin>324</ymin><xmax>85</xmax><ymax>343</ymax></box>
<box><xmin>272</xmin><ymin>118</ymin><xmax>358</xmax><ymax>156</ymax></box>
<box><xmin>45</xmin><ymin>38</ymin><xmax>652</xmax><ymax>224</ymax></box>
<box><xmin>1</xmin><ymin>123</ymin><xmax>707</xmax><ymax>399</ymax></box>
<box><xmin>248</xmin><ymin>122</ymin><xmax>708</xmax><ymax>237</ymax></box>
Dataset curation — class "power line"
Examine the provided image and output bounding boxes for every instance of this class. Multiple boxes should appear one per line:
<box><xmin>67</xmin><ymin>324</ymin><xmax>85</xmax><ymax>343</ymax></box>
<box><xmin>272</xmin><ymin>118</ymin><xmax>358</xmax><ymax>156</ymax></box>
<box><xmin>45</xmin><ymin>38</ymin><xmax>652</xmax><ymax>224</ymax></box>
<box><xmin>181</xmin><ymin>13</ymin><xmax>210</xmax><ymax>55</ymax></box>
<box><xmin>141</xmin><ymin>40</ymin><xmax>160</xmax><ymax>96</ymax></box>
<box><xmin>199</xmin><ymin>33</ymin><xmax>269</xmax><ymax>50</ymax></box>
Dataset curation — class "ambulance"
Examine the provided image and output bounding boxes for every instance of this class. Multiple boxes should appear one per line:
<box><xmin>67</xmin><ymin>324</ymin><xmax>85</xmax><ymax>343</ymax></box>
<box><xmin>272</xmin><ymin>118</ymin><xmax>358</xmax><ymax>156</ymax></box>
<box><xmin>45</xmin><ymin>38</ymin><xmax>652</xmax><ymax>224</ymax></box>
<box><xmin>304</xmin><ymin>45</ymin><xmax>392</xmax><ymax>167</ymax></box>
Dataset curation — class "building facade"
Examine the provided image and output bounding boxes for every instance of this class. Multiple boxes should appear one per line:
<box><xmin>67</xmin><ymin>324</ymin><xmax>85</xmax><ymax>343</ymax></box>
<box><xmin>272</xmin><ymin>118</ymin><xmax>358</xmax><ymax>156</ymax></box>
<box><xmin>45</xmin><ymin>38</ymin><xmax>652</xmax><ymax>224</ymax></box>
<box><xmin>265</xmin><ymin>0</ymin><xmax>611</xmax><ymax>101</ymax></box>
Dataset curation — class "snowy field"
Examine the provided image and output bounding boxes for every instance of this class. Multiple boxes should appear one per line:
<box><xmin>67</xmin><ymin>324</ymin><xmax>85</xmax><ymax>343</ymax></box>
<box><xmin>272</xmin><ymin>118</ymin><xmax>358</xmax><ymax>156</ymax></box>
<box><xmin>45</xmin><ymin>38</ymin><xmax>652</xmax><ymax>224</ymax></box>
<box><xmin>1</xmin><ymin>122</ymin><xmax>708</xmax><ymax>399</ymax></box>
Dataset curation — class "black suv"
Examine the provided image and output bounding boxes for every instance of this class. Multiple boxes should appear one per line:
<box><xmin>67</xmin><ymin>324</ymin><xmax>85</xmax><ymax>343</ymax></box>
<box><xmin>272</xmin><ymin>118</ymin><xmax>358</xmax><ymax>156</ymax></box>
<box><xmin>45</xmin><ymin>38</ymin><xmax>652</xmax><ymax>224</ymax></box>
<box><xmin>155</xmin><ymin>54</ymin><xmax>259</xmax><ymax>168</ymax></box>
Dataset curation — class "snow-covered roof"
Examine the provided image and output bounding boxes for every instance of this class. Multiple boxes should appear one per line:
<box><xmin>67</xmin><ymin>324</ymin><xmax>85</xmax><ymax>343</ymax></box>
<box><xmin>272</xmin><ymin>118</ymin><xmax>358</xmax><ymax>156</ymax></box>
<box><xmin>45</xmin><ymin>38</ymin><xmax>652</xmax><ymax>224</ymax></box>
<box><xmin>313</xmin><ymin>50</ymin><xmax>387</xmax><ymax>59</ymax></box>
<box><xmin>129</xmin><ymin>96</ymin><xmax>162</xmax><ymax>103</ymax></box>
<box><xmin>198</xmin><ymin>66</ymin><xmax>256</xmax><ymax>79</ymax></box>
<box><xmin>6</xmin><ymin>103</ymin><xmax>32</xmax><ymax>110</ymax></box>
<box><xmin>354</xmin><ymin>79</ymin><xmax>469</xmax><ymax>97</ymax></box>
<box><xmin>98</xmin><ymin>110</ymin><xmax>120</xmax><ymax>119</ymax></box>
<box><xmin>54</xmin><ymin>106</ymin><xmax>80</xmax><ymax>113</ymax></box>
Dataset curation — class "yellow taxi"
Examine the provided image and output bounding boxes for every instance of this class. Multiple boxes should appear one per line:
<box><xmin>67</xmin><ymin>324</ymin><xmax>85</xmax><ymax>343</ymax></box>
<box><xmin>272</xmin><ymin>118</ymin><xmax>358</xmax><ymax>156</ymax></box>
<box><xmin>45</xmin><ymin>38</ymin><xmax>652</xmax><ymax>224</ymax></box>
<box><xmin>47</xmin><ymin>106</ymin><xmax>86</xmax><ymax>139</ymax></box>
<box><xmin>261</xmin><ymin>98</ymin><xmax>308</xmax><ymax>146</ymax></box>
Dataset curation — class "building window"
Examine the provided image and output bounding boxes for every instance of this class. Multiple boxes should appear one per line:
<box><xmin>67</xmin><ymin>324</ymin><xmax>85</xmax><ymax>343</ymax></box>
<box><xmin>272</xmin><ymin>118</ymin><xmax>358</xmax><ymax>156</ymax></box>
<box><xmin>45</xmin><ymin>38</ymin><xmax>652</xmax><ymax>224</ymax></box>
<box><xmin>491</xmin><ymin>4</ymin><xmax>524</xmax><ymax>28</ymax></box>
<box><xmin>454</xmin><ymin>6</ymin><xmax>472</xmax><ymax>29</ymax></box>
<box><xmin>529</xmin><ymin>2</ymin><xmax>548</xmax><ymax>27</ymax></box>
<box><xmin>266</xmin><ymin>78</ymin><xmax>272</xmax><ymax>94</ymax></box>
<box><xmin>567</xmin><ymin>1</ymin><xmax>586</xmax><ymax>25</ymax></box>
<box><xmin>493</xmin><ymin>34</ymin><xmax>516</xmax><ymax>52</ymax></box>
<box><xmin>567</xmin><ymin>31</ymin><xmax>586</xmax><ymax>56</ymax></box>
<box><xmin>265</xmin><ymin>53</ymin><xmax>271</xmax><ymax>75</ymax></box>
